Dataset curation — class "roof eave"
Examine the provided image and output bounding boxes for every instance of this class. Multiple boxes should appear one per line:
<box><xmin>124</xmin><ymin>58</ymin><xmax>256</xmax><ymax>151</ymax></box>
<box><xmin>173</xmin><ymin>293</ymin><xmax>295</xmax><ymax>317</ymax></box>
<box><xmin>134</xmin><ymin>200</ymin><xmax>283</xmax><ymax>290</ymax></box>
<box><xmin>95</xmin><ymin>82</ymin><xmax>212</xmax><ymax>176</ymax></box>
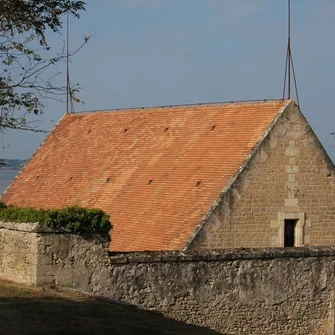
<box><xmin>1</xmin><ymin>113</ymin><xmax>70</xmax><ymax>200</ymax></box>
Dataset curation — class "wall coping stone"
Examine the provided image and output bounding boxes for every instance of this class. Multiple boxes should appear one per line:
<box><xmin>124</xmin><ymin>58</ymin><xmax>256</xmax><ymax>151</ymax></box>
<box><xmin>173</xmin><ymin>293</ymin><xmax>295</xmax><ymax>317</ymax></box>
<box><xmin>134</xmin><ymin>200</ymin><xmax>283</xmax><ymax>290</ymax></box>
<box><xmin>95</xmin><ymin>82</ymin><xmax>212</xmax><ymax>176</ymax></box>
<box><xmin>0</xmin><ymin>222</ymin><xmax>109</xmax><ymax>247</ymax></box>
<box><xmin>0</xmin><ymin>221</ymin><xmax>71</xmax><ymax>233</ymax></box>
<box><xmin>109</xmin><ymin>246</ymin><xmax>335</xmax><ymax>264</ymax></box>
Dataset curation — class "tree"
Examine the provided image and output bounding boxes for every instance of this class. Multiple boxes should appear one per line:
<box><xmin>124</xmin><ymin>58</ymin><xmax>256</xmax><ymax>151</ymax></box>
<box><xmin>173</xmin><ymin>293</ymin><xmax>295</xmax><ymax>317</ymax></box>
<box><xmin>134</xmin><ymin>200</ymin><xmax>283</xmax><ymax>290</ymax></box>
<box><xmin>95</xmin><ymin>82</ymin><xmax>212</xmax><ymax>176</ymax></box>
<box><xmin>0</xmin><ymin>0</ymin><xmax>86</xmax><ymax>132</ymax></box>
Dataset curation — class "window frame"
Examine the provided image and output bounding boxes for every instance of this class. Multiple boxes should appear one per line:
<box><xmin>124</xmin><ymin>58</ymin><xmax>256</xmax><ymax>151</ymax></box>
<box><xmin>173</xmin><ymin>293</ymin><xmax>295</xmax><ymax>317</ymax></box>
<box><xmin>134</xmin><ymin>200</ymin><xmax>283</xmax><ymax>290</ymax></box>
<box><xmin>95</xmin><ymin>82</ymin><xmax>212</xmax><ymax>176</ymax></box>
<box><xmin>278</xmin><ymin>212</ymin><xmax>305</xmax><ymax>247</ymax></box>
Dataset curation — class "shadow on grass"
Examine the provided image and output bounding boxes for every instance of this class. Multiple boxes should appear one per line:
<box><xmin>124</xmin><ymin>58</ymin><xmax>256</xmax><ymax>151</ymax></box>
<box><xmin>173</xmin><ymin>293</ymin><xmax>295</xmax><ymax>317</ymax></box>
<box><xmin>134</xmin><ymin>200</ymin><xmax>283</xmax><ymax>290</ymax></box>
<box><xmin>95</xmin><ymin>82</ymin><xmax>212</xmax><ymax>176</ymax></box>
<box><xmin>0</xmin><ymin>294</ymin><xmax>222</xmax><ymax>335</ymax></box>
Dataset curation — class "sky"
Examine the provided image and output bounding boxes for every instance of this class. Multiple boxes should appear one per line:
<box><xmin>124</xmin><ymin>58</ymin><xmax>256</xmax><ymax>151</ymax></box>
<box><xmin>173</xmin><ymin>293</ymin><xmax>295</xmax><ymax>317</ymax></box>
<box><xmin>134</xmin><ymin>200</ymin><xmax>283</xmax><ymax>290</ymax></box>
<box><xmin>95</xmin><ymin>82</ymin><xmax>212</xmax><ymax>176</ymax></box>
<box><xmin>2</xmin><ymin>0</ymin><xmax>335</xmax><ymax>161</ymax></box>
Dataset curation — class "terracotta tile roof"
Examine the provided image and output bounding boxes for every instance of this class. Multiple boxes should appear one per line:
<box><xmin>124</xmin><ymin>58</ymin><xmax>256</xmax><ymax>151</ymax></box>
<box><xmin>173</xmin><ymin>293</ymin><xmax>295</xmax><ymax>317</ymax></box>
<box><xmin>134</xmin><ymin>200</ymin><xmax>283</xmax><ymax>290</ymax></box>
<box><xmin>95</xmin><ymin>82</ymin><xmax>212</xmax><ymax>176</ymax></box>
<box><xmin>2</xmin><ymin>100</ymin><xmax>288</xmax><ymax>251</ymax></box>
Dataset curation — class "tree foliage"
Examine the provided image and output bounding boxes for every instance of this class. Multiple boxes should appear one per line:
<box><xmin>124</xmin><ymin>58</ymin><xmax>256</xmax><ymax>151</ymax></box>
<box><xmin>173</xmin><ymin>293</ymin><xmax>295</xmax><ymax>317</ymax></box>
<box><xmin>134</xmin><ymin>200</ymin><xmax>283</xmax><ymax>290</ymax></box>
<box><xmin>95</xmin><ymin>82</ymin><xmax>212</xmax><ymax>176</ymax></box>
<box><xmin>0</xmin><ymin>0</ymin><xmax>86</xmax><ymax>132</ymax></box>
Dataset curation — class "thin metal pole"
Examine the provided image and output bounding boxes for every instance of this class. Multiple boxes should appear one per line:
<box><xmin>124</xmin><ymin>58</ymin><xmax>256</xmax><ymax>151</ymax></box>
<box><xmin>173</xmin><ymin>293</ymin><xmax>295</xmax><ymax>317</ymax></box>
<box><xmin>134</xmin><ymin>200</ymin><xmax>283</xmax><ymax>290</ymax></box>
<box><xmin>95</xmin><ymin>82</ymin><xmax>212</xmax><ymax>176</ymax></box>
<box><xmin>282</xmin><ymin>48</ymin><xmax>288</xmax><ymax>99</ymax></box>
<box><xmin>66</xmin><ymin>12</ymin><xmax>69</xmax><ymax>114</ymax></box>
<box><xmin>290</xmin><ymin>52</ymin><xmax>300</xmax><ymax>106</ymax></box>
<box><xmin>288</xmin><ymin>0</ymin><xmax>291</xmax><ymax>99</ymax></box>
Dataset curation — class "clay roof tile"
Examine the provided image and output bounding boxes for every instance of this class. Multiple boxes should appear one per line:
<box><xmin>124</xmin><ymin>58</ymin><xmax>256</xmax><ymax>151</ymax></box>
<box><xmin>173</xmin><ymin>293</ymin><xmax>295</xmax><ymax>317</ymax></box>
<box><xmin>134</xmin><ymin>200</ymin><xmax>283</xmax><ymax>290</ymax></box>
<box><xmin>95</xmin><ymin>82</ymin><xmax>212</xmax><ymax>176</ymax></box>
<box><xmin>2</xmin><ymin>100</ymin><xmax>289</xmax><ymax>251</ymax></box>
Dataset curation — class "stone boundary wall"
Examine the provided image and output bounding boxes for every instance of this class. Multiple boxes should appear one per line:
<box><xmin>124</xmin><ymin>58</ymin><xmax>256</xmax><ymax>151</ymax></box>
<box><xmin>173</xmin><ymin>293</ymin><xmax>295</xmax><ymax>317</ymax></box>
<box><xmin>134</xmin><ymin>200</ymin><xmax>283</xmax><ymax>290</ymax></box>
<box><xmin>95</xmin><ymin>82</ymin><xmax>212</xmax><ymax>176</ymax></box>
<box><xmin>0</xmin><ymin>222</ymin><xmax>39</xmax><ymax>285</ymax></box>
<box><xmin>1</xmin><ymin>222</ymin><xmax>335</xmax><ymax>334</ymax></box>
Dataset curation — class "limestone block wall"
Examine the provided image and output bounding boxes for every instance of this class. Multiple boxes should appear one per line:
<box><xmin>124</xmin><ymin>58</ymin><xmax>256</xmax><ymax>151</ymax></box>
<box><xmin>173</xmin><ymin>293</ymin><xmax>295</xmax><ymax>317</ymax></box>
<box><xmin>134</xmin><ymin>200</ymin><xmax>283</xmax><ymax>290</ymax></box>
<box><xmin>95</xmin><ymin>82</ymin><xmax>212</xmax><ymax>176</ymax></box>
<box><xmin>36</xmin><ymin>231</ymin><xmax>335</xmax><ymax>335</ymax></box>
<box><xmin>0</xmin><ymin>222</ymin><xmax>38</xmax><ymax>285</ymax></box>
<box><xmin>35</xmin><ymin>232</ymin><xmax>109</xmax><ymax>288</ymax></box>
<box><xmin>189</xmin><ymin>102</ymin><xmax>335</xmax><ymax>249</ymax></box>
<box><xmin>1</xmin><ymin>224</ymin><xmax>335</xmax><ymax>334</ymax></box>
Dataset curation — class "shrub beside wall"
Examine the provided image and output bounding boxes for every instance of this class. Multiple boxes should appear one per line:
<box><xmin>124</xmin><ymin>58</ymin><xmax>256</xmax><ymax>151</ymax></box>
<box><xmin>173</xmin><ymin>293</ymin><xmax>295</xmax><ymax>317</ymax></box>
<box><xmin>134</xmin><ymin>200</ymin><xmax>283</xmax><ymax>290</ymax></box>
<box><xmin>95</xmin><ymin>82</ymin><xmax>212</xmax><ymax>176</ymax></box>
<box><xmin>0</xmin><ymin>203</ymin><xmax>111</xmax><ymax>239</ymax></box>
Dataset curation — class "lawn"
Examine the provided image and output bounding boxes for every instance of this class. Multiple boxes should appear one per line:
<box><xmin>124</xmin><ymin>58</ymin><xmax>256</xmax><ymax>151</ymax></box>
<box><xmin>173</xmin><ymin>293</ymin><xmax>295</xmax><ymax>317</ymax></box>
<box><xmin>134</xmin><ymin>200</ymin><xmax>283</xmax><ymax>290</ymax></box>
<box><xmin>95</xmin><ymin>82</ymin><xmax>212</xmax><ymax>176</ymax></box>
<box><xmin>0</xmin><ymin>280</ymin><xmax>219</xmax><ymax>334</ymax></box>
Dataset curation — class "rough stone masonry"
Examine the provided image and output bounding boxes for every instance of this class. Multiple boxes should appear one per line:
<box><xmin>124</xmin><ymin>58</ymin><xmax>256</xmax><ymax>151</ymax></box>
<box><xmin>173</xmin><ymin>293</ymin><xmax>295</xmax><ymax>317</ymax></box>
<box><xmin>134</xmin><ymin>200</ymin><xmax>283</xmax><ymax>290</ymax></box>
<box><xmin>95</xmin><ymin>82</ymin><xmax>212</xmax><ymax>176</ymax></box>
<box><xmin>1</xmin><ymin>222</ymin><xmax>335</xmax><ymax>334</ymax></box>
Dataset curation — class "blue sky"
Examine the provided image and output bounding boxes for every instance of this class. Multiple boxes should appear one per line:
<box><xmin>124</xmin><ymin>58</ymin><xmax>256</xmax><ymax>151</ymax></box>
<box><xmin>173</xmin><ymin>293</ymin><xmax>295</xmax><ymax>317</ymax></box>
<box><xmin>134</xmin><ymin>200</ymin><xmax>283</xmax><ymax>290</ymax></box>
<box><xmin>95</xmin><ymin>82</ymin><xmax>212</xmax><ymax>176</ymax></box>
<box><xmin>2</xmin><ymin>0</ymin><xmax>335</xmax><ymax>160</ymax></box>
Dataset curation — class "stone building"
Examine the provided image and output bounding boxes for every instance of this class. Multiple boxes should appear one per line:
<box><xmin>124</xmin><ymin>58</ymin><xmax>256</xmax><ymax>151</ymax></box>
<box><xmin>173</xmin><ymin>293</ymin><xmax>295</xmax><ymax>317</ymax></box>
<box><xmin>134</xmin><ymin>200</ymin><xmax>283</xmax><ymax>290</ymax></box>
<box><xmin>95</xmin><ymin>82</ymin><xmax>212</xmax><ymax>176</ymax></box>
<box><xmin>2</xmin><ymin>99</ymin><xmax>335</xmax><ymax>251</ymax></box>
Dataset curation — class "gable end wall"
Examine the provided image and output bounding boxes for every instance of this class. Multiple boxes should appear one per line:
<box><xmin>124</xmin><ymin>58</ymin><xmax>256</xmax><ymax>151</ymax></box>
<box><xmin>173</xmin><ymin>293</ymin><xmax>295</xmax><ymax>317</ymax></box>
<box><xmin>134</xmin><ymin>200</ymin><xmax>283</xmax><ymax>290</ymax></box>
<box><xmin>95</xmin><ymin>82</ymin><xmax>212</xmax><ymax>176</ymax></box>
<box><xmin>190</xmin><ymin>102</ymin><xmax>335</xmax><ymax>249</ymax></box>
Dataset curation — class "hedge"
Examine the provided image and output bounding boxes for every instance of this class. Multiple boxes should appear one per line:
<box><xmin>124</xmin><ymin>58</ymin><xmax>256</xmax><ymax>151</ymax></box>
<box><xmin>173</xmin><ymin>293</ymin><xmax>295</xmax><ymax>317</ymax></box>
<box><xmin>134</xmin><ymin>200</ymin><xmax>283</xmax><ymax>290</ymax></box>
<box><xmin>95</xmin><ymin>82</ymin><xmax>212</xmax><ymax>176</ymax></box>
<box><xmin>0</xmin><ymin>203</ymin><xmax>111</xmax><ymax>239</ymax></box>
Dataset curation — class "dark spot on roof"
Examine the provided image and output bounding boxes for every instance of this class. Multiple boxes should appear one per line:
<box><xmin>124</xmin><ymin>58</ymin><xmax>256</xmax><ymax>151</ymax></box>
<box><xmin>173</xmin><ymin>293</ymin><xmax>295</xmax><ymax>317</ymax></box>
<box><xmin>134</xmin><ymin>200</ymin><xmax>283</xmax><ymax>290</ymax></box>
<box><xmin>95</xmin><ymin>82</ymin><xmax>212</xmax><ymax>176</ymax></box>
<box><xmin>148</xmin><ymin>179</ymin><xmax>153</xmax><ymax>185</ymax></box>
<box><xmin>211</xmin><ymin>125</ymin><xmax>216</xmax><ymax>131</ymax></box>
<box><xmin>68</xmin><ymin>177</ymin><xmax>73</xmax><ymax>181</ymax></box>
<box><xmin>164</xmin><ymin>127</ymin><xmax>169</xmax><ymax>132</ymax></box>
<box><xmin>106</xmin><ymin>178</ymin><xmax>110</xmax><ymax>183</ymax></box>
<box><xmin>196</xmin><ymin>181</ymin><xmax>201</xmax><ymax>187</ymax></box>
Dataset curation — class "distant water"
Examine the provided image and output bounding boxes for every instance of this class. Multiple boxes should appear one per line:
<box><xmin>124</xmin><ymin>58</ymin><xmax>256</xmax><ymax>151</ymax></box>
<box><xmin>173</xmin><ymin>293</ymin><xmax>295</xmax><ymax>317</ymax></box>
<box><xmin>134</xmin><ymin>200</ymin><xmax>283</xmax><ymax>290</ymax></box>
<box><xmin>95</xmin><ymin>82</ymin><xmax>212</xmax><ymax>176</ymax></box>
<box><xmin>0</xmin><ymin>169</ymin><xmax>20</xmax><ymax>195</ymax></box>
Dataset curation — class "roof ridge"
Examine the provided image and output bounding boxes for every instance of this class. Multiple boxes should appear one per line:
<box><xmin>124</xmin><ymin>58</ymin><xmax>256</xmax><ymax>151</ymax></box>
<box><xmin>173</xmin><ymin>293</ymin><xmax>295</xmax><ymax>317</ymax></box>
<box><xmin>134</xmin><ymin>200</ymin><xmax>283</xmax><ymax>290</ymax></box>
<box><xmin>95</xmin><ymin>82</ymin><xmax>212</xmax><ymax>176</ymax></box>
<box><xmin>72</xmin><ymin>98</ymin><xmax>288</xmax><ymax>115</ymax></box>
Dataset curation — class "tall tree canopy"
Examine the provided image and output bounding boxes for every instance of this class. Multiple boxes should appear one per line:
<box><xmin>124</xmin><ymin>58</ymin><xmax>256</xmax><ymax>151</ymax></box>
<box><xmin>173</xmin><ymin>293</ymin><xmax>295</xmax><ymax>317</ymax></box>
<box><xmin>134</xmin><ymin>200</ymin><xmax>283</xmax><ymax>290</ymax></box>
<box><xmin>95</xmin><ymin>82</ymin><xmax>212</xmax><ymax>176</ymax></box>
<box><xmin>0</xmin><ymin>0</ymin><xmax>85</xmax><ymax>132</ymax></box>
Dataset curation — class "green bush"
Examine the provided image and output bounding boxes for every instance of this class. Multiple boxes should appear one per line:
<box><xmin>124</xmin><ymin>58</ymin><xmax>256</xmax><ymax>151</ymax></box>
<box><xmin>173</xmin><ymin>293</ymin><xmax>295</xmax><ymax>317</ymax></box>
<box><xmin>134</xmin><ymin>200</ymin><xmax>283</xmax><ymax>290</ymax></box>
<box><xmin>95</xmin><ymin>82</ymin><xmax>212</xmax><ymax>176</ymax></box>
<box><xmin>0</xmin><ymin>203</ymin><xmax>111</xmax><ymax>239</ymax></box>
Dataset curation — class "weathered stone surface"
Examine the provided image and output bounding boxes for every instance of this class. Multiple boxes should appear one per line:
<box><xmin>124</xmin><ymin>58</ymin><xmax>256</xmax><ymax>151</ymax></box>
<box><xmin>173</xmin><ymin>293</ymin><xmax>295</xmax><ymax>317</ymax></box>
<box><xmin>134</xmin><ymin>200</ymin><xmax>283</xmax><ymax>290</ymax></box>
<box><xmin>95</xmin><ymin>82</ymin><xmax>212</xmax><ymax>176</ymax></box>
<box><xmin>2</xmin><ymin>226</ymin><xmax>335</xmax><ymax>334</ymax></box>
<box><xmin>47</xmin><ymin>237</ymin><xmax>335</xmax><ymax>335</ymax></box>
<box><xmin>0</xmin><ymin>224</ymin><xmax>37</xmax><ymax>285</ymax></box>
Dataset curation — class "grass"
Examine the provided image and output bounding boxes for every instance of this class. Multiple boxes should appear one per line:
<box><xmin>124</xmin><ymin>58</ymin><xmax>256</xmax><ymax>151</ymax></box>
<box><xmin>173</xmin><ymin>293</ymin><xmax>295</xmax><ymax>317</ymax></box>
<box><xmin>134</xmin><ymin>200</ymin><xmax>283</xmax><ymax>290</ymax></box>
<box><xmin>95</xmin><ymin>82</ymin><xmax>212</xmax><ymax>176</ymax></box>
<box><xmin>0</xmin><ymin>280</ymin><xmax>219</xmax><ymax>335</ymax></box>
